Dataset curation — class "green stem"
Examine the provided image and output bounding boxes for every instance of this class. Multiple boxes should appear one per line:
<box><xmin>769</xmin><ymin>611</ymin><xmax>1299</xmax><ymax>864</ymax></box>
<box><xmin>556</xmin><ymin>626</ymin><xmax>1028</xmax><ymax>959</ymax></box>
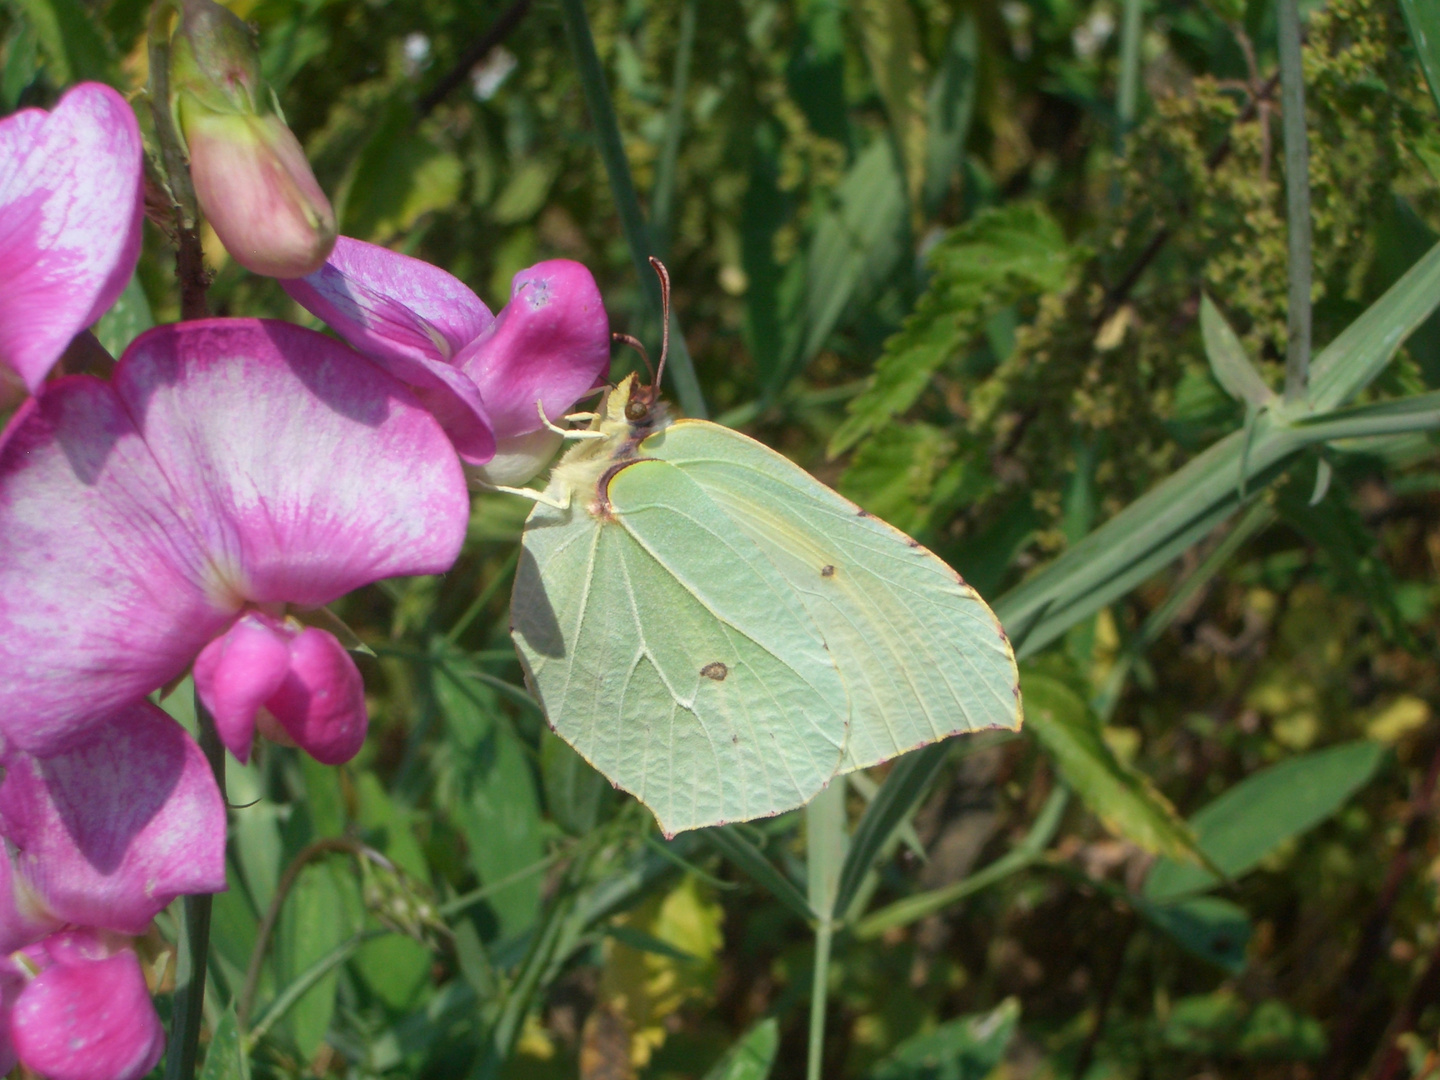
<box><xmin>807</xmin><ymin>919</ymin><xmax>834</xmax><ymax>1080</ymax></box>
<box><xmin>164</xmin><ymin>694</ymin><xmax>226</xmax><ymax>1080</ymax></box>
<box><xmin>1278</xmin><ymin>0</ymin><xmax>1312</xmax><ymax>403</ymax></box>
<box><xmin>556</xmin><ymin>0</ymin><xmax>706</xmax><ymax>419</ymax></box>
<box><xmin>146</xmin><ymin>0</ymin><xmax>209</xmax><ymax>321</ymax></box>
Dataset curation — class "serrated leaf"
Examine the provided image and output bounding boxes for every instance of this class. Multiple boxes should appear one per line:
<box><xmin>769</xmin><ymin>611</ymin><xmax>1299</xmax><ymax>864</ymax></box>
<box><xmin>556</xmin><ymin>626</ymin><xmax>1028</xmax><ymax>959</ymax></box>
<box><xmin>830</xmin><ymin>203</ymin><xmax>1071</xmax><ymax>456</ymax></box>
<box><xmin>866</xmin><ymin>997</ymin><xmax>1020</xmax><ymax>1080</ymax></box>
<box><xmin>703</xmin><ymin>1018</ymin><xmax>780</xmax><ymax>1080</ymax></box>
<box><xmin>1145</xmin><ymin>741</ymin><xmax>1387</xmax><ymax>901</ymax></box>
<box><xmin>1201</xmin><ymin>294</ymin><xmax>1274</xmax><ymax>406</ymax></box>
<box><xmin>837</xmin><ymin>422</ymin><xmax>953</xmax><ymax>535</ymax></box>
<box><xmin>1021</xmin><ymin>672</ymin><xmax>1202</xmax><ymax>863</ymax></box>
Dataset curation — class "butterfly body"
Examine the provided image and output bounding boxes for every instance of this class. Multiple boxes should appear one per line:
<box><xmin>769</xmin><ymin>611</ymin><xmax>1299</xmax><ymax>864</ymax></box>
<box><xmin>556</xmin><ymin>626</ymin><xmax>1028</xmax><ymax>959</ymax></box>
<box><xmin>511</xmin><ymin>374</ymin><xmax>1021</xmax><ymax>836</ymax></box>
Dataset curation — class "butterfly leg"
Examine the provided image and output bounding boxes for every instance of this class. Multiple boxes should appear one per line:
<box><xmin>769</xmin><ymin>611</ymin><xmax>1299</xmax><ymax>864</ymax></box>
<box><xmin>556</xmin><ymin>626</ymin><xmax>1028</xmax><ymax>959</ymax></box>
<box><xmin>536</xmin><ymin>399</ymin><xmax>606</xmax><ymax>441</ymax></box>
<box><xmin>481</xmin><ymin>482</ymin><xmax>572</xmax><ymax>510</ymax></box>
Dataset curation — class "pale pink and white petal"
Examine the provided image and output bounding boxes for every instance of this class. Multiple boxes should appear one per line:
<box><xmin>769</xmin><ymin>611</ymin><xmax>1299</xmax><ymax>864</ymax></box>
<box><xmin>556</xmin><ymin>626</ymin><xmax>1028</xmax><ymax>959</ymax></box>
<box><xmin>193</xmin><ymin>613</ymin><xmax>291</xmax><ymax>762</ymax></box>
<box><xmin>0</xmin><ymin>383</ymin><xmax>235</xmax><ymax>753</ymax></box>
<box><xmin>12</xmin><ymin>937</ymin><xmax>164</xmax><ymax>1080</ymax></box>
<box><xmin>0</xmin><ymin>702</ymin><xmax>226</xmax><ymax>935</ymax></box>
<box><xmin>264</xmin><ymin>626</ymin><xmax>368</xmax><ymax>764</ymax></box>
<box><xmin>283</xmin><ymin>238</ymin><xmax>497</xmax><ymax>462</ymax></box>
<box><xmin>283</xmin><ymin>236</ymin><xmax>493</xmax><ymax>360</ymax></box>
<box><xmin>0</xmin><ymin>83</ymin><xmax>143</xmax><ymax>393</ymax></box>
<box><xmin>456</xmin><ymin>259</ymin><xmax>610</xmax><ymax>439</ymax></box>
<box><xmin>0</xmin><ymin>850</ymin><xmax>62</xmax><ymax>956</ymax></box>
<box><xmin>114</xmin><ymin>319</ymin><xmax>471</xmax><ymax>607</ymax></box>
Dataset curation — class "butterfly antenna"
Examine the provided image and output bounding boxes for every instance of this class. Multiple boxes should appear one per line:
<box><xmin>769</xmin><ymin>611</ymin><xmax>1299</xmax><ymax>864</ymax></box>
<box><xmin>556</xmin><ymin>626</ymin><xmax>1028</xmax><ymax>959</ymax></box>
<box><xmin>612</xmin><ymin>332</ymin><xmax>653</xmax><ymax>382</ymax></box>
<box><xmin>649</xmin><ymin>256</ymin><xmax>671</xmax><ymax>391</ymax></box>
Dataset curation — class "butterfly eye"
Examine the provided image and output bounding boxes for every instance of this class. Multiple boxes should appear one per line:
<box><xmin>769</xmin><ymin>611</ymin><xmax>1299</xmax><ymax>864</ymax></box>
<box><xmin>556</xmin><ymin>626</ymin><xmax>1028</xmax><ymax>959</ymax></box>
<box><xmin>625</xmin><ymin>399</ymin><xmax>649</xmax><ymax>422</ymax></box>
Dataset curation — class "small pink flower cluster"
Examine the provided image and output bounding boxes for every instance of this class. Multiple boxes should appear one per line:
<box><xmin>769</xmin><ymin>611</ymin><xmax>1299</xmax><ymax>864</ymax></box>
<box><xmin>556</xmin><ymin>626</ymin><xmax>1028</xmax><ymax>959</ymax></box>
<box><xmin>0</xmin><ymin>83</ymin><xmax>609</xmax><ymax>1077</ymax></box>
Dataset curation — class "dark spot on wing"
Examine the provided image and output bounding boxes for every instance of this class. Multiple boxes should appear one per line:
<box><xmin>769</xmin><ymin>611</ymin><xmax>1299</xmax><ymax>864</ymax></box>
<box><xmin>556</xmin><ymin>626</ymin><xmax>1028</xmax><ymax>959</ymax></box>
<box><xmin>856</xmin><ymin>508</ymin><xmax>869</xmax><ymax>517</ymax></box>
<box><xmin>1013</xmin><ymin>684</ymin><xmax>1021</xmax><ymax>698</ymax></box>
<box><xmin>820</xmin><ymin>564</ymin><xmax>836</xmax><ymax>578</ymax></box>
<box><xmin>700</xmin><ymin>662</ymin><xmax>728</xmax><ymax>681</ymax></box>
<box><xmin>731</xmin><ymin>734</ymin><xmax>739</xmax><ymax>745</ymax></box>
<box><xmin>906</xmin><ymin>538</ymin><xmax>920</xmax><ymax>548</ymax></box>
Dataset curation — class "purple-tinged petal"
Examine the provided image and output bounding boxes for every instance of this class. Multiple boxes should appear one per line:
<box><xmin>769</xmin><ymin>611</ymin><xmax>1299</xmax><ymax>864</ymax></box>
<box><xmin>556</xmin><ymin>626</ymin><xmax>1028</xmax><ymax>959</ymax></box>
<box><xmin>265</xmin><ymin>626</ymin><xmax>367</xmax><ymax>764</ymax></box>
<box><xmin>12</xmin><ymin>935</ymin><xmax>164</xmax><ymax>1080</ymax></box>
<box><xmin>0</xmin><ymin>318</ymin><xmax>469</xmax><ymax>753</ymax></box>
<box><xmin>456</xmin><ymin>259</ymin><xmax>610</xmax><ymax>439</ymax></box>
<box><xmin>284</xmin><ymin>236</ymin><xmax>493</xmax><ymax>361</ymax></box>
<box><xmin>0</xmin><ymin>702</ymin><xmax>226</xmax><ymax>935</ymax></box>
<box><xmin>193</xmin><ymin>613</ymin><xmax>291</xmax><ymax>762</ymax></box>
<box><xmin>283</xmin><ymin>237</ymin><xmax>497</xmax><ymax>462</ymax></box>
<box><xmin>0</xmin><ymin>83</ymin><xmax>143</xmax><ymax>393</ymax></box>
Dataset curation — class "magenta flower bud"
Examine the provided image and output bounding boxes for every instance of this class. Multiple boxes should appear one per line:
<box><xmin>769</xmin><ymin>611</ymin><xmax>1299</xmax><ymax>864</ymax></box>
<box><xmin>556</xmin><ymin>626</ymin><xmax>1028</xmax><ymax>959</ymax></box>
<box><xmin>170</xmin><ymin>0</ymin><xmax>336</xmax><ymax>277</ymax></box>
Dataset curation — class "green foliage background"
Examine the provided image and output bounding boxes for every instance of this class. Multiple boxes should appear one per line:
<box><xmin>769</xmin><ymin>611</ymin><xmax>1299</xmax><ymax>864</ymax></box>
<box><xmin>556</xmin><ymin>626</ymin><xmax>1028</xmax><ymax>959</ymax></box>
<box><xmin>6</xmin><ymin>0</ymin><xmax>1440</xmax><ymax>1077</ymax></box>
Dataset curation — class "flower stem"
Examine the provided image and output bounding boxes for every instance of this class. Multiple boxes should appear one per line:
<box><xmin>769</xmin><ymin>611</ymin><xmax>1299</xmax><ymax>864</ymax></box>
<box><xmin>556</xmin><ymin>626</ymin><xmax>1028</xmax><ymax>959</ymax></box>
<box><xmin>146</xmin><ymin>0</ymin><xmax>210</xmax><ymax>321</ymax></box>
<box><xmin>556</xmin><ymin>0</ymin><xmax>706</xmax><ymax>419</ymax></box>
<box><xmin>164</xmin><ymin>692</ymin><xmax>226</xmax><ymax>1080</ymax></box>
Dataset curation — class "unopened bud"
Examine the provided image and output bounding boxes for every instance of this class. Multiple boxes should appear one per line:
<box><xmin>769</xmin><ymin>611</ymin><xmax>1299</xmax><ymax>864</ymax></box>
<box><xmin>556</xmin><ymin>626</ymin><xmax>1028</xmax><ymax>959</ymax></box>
<box><xmin>170</xmin><ymin>0</ymin><xmax>336</xmax><ymax>277</ymax></box>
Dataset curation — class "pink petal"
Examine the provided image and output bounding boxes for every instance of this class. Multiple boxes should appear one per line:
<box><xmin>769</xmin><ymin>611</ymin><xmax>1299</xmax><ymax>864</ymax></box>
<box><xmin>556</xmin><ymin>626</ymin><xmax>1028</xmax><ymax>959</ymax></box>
<box><xmin>193</xmin><ymin>613</ymin><xmax>292</xmax><ymax>762</ymax></box>
<box><xmin>12</xmin><ymin>936</ymin><xmax>164</xmax><ymax>1080</ymax></box>
<box><xmin>0</xmin><ymin>318</ymin><xmax>470</xmax><ymax>754</ymax></box>
<box><xmin>0</xmin><ymin>83</ymin><xmax>143</xmax><ymax>393</ymax></box>
<box><xmin>264</xmin><ymin>626</ymin><xmax>368</xmax><ymax>764</ymax></box>
<box><xmin>0</xmin><ymin>702</ymin><xmax>226</xmax><ymax>935</ymax></box>
<box><xmin>283</xmin><ymin>237</ymin><xmax>497</xmax><ymax>462</ymax></box>
<box><xmin>456</xmin><ymin>259</ymin><xmax>610</xmax><ymax>439</ymax></box>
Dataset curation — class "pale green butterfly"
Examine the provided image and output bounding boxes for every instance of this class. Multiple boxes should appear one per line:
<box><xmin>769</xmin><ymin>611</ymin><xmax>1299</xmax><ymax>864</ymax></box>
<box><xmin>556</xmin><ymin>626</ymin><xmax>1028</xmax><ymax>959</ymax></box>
<box><xmin>509</xmin><ymin>262</ymin><xmax>1021</xmax><ymax>836</ymax></box>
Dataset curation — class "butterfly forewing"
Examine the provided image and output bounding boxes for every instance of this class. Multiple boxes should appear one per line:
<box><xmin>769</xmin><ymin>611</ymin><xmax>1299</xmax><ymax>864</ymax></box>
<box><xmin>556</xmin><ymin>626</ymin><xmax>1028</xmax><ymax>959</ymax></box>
<box><xmin>512</xmin><ymin>457</ymin><xmax>848</xmax><ymax>835</ymax></box>
<box><xmin>644</xmin><ymin>420</ymin><xmax>1022</xmax><ymax>772</ymax></box>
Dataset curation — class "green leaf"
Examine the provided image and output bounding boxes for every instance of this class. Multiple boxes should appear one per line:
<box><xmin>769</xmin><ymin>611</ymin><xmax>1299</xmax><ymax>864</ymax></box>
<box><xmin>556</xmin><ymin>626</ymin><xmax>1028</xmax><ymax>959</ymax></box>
<box><xmin>339</xmin><ymin>98</ymin><xmax>463</xmax><ymax>244</ymax></box>
<box><xmin>541</xmin><ymin>728</ymin><xmax>612</xmax><ymax>836</ymax></box>
<box><xmin>1201</xmin><ymin>294</ymin><xmax>1274</xmax><ymax>406</ymax></box>
<box><xmin>1022</xmin><ymin>672</ymin><xmax>1201</xmax><ymax>863</ymax></box>
<box><xmin>198</xmin><ymin>1005</ymin><xmax>250</xmax><ymax>1080</ymax></box>
<box><xmin>784</xmin><ymin>139</ymin><xmax>909</xmax><ymax>392</ymax></box>
<box><xmin>865</xmin><ymin>997</ymin><xmax>1020</xmax><ymax>1080</ymax></box>
<box><xmin>490</xmin><ymin>157</ymin><xmax>562</xmax><ymax>225</ymax></box>
<box><xmin>705</xmin><ymin>825</ymin><xmax>814</xmax><ymax>923</ymax></box>
<box><xmin>2</xmin><ymin>18</ymin><xmax>38</xmax><ymax>113</ymax></box>
<box><xmin>8</xmin><ymin>0</ymin><xmax>112</xmax><ymax>84</ymax></box>
<box><xmin>276</xmin><ymin>862</ymin><xmax>350</xmax><ymax>1060</ymax></box>
<box><xmin>433</xmin><ymin>660</ymin><xmax>545</xmax><ymax>939</ymax></box>
<box><xmin>1162</xmin><ymin>992</ymin><xmax>1325</xmax><ymax>1060</ymax></box>
<box><xmin>1139</xmin><ymin>895</ymin><xmax>1252</xmax><ymax>974</ymax></box>
<box><xmin>852</xmin><ymin>0</ymin><xmax>926</xmax><ymax>209</ymax></box>
<box><xmin>351</xmin><ymin>774</ymin><xmax>431</xmax><ymax>1010</ymax></box>
<box><xmin>1145</xmin><ymin>741</ymin><xmax>1387</xmax><ymax>902</ymax></box>
<box><xmin>94</xmin><ymin>273</ymin><xmax>153</xmax><ymax>361</ymax></box>
<box><xmin>923</xmin><ymin>13</ymin><xmax>977</xmax><ymax>216</ymax></box>
<box><xmin>829</xmin><ymin>203</ymin><xmax>1071</xmax><ymax>456</ymax></box>
<box><xmin>703</xmin><ymin>1018</ymin><xmax>781</xmax><ymax>1080</ymax></box>
<box><xmin>1400</xmin><ymin>0</ymin><xmax>1440</xmax><ymax>114</ymax></box>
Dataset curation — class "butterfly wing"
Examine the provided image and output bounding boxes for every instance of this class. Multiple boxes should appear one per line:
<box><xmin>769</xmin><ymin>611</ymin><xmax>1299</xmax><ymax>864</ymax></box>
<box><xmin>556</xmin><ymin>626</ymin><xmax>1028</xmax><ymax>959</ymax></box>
<box><xmin>512</xmin><ymin>458</ymin><xmax>848</xmax><ymax>835</ymax></box>
<box><xmin>646</xmin><ymin>419</ymin><xmax>1021</xmax><ymax>773</ymax></box>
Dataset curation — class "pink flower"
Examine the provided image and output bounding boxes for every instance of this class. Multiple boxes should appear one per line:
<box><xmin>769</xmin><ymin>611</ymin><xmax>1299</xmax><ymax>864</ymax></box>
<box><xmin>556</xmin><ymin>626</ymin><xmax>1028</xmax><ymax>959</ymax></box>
<box><xmin>0</xmin><ymin>701</ymin><xmax>227</xmax><ymax>1080</ymax></box>
<box><xmin>0</xmin><ymin>318</ymin><xmax>470</xmax><ymax>762</ymax></box>
<box><xmin>0</xmin><ymin>82</ymin><xmax>143</xmax><ymax>394</ymax></box>
<box><xmin>283</xmin><ymin>238</ymin><xmax>611</xmax><ymax>483</ymax></box>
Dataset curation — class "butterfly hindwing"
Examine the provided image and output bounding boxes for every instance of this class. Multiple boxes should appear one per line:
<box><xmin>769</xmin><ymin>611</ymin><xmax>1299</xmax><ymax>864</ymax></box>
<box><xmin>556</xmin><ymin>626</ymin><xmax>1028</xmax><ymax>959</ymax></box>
<box><xmin>644</xmin><ymin>419</ymin><xmax>1022</xmax><ymax>772</ymax></box>
<box><xmin>513</xmin><ymin>457</ymin><xmax>848</xmax><ymax>835</ymax></box>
